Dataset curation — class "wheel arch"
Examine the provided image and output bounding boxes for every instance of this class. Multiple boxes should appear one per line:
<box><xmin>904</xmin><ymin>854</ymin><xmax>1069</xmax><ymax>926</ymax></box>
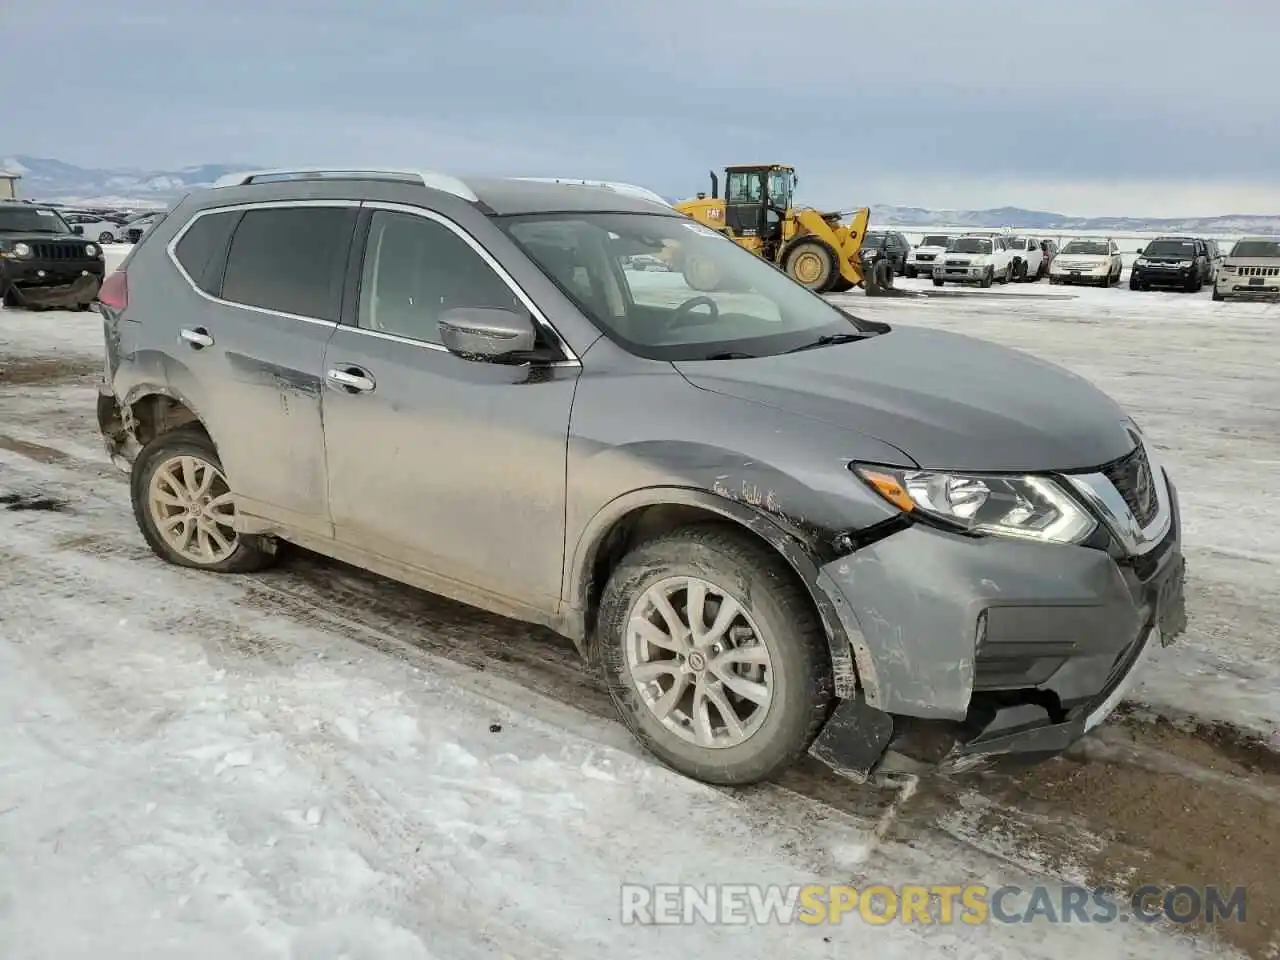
<box><xmin>117</xmin><ymin>382</ymin><xmax>216</xmax><ymax>450</ymax></box>
<box><xmin>565</xmin><ymin>486</ymin><xmax>861</xmax><ymax>698</ymax></box>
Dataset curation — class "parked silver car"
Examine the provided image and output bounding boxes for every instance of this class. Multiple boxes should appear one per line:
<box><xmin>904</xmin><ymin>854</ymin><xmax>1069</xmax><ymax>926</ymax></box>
<box><xmin>95</xmin><ymin>168</ymin><xmax>1187</xmax><ymax>787</ymax></box>
<box><xmin>1213</xmin><ymin>237</ymin><xmax>1280</xmax><ymax>301</ymax></box>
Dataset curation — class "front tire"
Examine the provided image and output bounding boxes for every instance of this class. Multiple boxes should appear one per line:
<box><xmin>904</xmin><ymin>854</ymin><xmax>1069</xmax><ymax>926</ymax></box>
<box><xmin>980</xmin><ymin>267</ymin><xmax>994</xmax><ymax>288</ymax></box>
<box><xmin>130</xmin><ymin>426</ymin><xmax>276</xmax><ymax>574</ymax></box>
<box><xmin>597</xmin><ymin>524</ymin><xmax>833</xmax><ymax>786</ymax></box>
<box><xmin>784</xmin><ymin>241</ymin><xmax>836</xmax><ymax>292</ymax></box>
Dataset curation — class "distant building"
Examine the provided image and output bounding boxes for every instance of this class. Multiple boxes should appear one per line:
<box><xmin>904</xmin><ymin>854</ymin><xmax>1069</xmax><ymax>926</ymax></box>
<box><xmin>0</xmin><ymin>170</ymin><xmax>20</xmax><ymax>200</ymax></box>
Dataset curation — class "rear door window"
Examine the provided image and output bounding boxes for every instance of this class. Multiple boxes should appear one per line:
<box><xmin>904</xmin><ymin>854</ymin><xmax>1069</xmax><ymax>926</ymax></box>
<box><xmin>220</xmin><ymin>205</ymin><xmax>357</xmax><ymax>321</ymax></box>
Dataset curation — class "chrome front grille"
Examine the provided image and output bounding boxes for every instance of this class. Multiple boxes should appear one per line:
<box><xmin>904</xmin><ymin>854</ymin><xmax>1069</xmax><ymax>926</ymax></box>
<box><xmin>1238</xmin><ymin>265</ymin><xmax>1280</xmax><ymax>277</ymax></box>
<box><xmin>916</xmin><ymin>253</ymin><xmax>936</xmax><ymax>262</ymax></box>
<box><xmin>1100</xmin><ymin>445</ymin><xmax>1159</xmax><ymax>528</ymax></box>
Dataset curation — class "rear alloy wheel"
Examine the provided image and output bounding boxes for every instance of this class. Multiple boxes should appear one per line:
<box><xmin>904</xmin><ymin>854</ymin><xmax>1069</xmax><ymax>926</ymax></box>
<box><xmin>785</xmin><ymin>241</ymin><xmax>836</xmax><ymax>292</ymax></box>
<box><xmin>131</xmin><ymin>427</ymin><xmax>275</xmax><ymax>573</ymax></box>
<box><xmin>598</xmin><ymin>525</ymin><xmax>832</xmax><ymax>785</ymax></box>
<box><xmin>98</xmin><ymin>232</ymin><xmax>114</xmax><ymax>243</ymax></box>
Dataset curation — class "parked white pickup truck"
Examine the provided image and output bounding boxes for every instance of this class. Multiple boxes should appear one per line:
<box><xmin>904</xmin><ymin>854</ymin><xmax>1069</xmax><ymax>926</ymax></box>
<box><xmin>931</xmin><ymin>234</ymin><xmax>1016</xmax><ymax>287</ymax></box>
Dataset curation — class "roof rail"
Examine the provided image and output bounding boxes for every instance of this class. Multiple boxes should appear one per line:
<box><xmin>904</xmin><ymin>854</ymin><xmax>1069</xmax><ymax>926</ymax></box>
<box><xmin>210</xmin><ymin>167</ymin><xmax>478</xmax><ymax>202</ymax></box>
<box><xmin>510</xmin><ymin>177</ymin><xmax>671</xmax><ymax>207</ymax></box>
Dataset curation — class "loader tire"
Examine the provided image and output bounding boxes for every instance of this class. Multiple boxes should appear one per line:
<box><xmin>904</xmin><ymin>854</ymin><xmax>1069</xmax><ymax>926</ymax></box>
<box><xmin>875</xmin><ymin>260</ymin><xmax>894</xmax><ymax>289</ymax></box>
<box><xmin>828</xmin><ymin>275</ymin><xmax>855</xmax><ymax>293</ymax></box>
<box><xmin>784</xmin><ymin>241</ymin><xmax>836</xmax><ymax>292</ymax></box>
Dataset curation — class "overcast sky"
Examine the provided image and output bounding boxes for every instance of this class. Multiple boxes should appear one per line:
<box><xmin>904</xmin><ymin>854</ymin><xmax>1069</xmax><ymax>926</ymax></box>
<box><xmin>6</xmin><ymin>0</ymin><xmax>1278</xmax><ymax>216</ymax></box>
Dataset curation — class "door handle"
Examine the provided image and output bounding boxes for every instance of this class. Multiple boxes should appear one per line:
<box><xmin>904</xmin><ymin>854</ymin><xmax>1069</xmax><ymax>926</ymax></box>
<box><xmin>180</xmin><ymin>327</ymin><xmax>214</xmax><ymax>349</ymax></box>
<box><xmin>326</xmin><ymin>366</ymin><xmax>375</xmax><ymax>393</ymax></box>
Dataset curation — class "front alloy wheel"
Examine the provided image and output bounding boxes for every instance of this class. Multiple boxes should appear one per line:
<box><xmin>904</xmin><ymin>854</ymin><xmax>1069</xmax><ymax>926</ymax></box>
<box><xmin>625</xmin><ymin>576</ymin><xmax>774</xmax><ymax>748</ymax></box>
<box><xmin>597</xmin><ymin>524</ymin><xmax>833</xmax><ymax>785</ymax></box>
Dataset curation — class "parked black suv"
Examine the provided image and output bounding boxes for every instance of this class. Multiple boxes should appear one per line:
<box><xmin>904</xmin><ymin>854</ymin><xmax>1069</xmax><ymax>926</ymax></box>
<box><xmin>0</xmin><ymin>200</ymin><xmax>106</xmax><ymax>309</ymax></box>
<box><xmin>1130</xmin><ymin>236</ymin><xmax>1212</xmax><ymax>292</ymax></box>
<box><xmin>859</xmin><ymin>230</ymin><xmax>912</xmax><ymax>276</ymax></box>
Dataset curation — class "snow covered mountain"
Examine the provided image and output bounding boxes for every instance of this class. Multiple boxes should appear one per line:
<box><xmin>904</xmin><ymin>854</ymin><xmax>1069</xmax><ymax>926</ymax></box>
<box><xmin>4</xmin><ymin>154</ymin><xmax>1279</xmax><ymax>233</ymax></box>
<box><xmin>0</xmin><ymin>155</ymin><xmax>249</xmax><ymax>208</ymax></box>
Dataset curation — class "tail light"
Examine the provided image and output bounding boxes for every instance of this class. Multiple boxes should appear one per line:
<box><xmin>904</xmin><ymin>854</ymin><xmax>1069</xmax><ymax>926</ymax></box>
<box><xmin>99</xmin><ymin>270</ymin><xmax>128</xmax><ymax>310</ymax></box>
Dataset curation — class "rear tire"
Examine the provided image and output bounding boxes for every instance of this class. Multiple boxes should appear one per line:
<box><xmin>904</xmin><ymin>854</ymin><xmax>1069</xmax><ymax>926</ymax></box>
<box><xmin>932</xmin><ymin>277</ymin><xmax>944</xmax><ymax>287</ymax></box>
<box><xmin>98</xmin><ymin>232</ymin><xmax>114</xmax><ymax>243</ymax></box>
<box><xmin>784</xmin><ymin>241</ymin><xmax>837</xmax><ymax>292</ymax></box>
<box><xmin>130</xmin><ymin>426</ymin><xmax>276</xmax><ymax>574</ymax></box>
<box><xmin>597</xmin><ymin>524</ymin><xmax>833</xmax><ymax>786</ymax></box>
<box><xmin>1</xmin><ymin>286</ymin><xmax>18</xmax><ymax>308</ymax></box>
<box><xmin>1212</xmin><ymin>288</ymin><xmax>1225</xmax><ymax>302</ymax></box>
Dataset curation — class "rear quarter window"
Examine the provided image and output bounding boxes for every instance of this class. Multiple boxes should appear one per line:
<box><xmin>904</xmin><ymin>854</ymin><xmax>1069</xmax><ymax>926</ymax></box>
<box><xmin>173</xmin><ymin>210</ymin><xmax>241</xmax><ymax>295</ymax></box>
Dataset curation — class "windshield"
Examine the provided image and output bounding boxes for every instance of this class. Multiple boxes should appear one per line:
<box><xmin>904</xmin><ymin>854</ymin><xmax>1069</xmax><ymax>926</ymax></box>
<box><xmin>1004</xmin><ymin>236</ymin><xmax>1029</xmax><ymax>249</ymax></box>
<box><xmin>1061</xmin><ymin>240</ymin><xmax>1110</xmax><ymax>255</ymax></box>
<box><xmin>1230</xmin><ymin>239</ymin><xmax>1280</xmax><ymax>258</ymax></box>
<box><xmin>1142</xmin><ymin>239</ymin><xmax>1196</xmax><ymax>258</ymax></box>
<box><xmin>500</xmin><ymin>212</ymin><xmax>871</xmax><ymax>361</ymax></box>
<box><xmin>949</xmin><ymin>238</ymin><xmax>992</xmax><ymax>254</ymax></box>
<box><xmin>920</xmin><ymin>235</ymin><xmax>949</xmax><ymax>247</ymax></box>
<box><xmin>0</xmin><ymin>207</ymin><xmax>72</xmax><ymax>234</ymax></box>
<box><xmin>863</xmin><ymin>232</ymin><xmax>887</xmax><ymax>247</ymax></box>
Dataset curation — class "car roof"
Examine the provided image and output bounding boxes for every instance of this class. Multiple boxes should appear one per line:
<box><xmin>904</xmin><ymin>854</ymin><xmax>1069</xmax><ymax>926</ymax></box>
<box><xmin>202</xmin><ymin>168</ymin><xmax>677</xmax><ymax>218</ymax></box>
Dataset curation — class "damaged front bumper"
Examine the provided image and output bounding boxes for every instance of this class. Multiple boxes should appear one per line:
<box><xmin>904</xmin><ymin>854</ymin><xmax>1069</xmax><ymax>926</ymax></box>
<box><xmin>807</xmin><ymin>473</ymin><xmax>1187</xmax><ymax>779</ymax></box>
<box><xmin>2</xmin><ymin>261</ymin><xmax>104</xmax><ymax>308</ymax></box>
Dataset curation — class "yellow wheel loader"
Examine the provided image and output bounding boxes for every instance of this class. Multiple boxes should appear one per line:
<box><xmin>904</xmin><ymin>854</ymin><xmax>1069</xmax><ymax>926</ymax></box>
<box><xmin>673</xmin><ymin>164</ymin><xmax>895</xmax><ymax>295</ymax></box>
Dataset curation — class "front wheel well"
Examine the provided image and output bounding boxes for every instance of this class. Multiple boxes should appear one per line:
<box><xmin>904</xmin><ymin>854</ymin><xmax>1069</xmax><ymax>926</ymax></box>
<box><xmin>583</xmin><ymin>503</ymin><xmax>836</xmax><ymax>665</ymax></box>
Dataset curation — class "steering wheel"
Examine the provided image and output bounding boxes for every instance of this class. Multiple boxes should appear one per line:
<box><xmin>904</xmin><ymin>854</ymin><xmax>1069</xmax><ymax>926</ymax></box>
<box><xmin>668</xmin><ymin>295</ymin><xmax>720</xmax><ymax>328</ymax></box>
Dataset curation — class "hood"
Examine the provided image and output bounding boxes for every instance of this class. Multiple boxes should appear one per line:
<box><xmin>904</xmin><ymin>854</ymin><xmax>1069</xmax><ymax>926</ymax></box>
<box><xmin>0</xmin><ymin>229</ymin><xmax>83</xmax><ymax>244</ymax></box>
<box><xmin>1223</xmin><ymin>257</ymin><xmax>1280</xmax><ymax>269</ymax></box>
<box><xmin>674</xmin><ymin>327</ymin><xmax>1135</xmax><ymax>472</ymax></box>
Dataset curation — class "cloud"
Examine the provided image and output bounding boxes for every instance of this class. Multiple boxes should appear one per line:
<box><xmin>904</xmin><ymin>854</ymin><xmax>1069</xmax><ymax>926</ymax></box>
<box><xmin>4</xmin><ymin>0</ymin><xmax>1278</xmax><ymax>215</ymax></box>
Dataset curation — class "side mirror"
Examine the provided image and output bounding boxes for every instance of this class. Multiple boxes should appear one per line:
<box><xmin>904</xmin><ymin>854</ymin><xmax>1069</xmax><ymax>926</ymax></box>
<box><xmin>71</xmin><ymin>225</ymin><xmax>84</xmax><ymax>235</ymax></box>
<box><xmin>1135</xmin><ymin>246</ymin><xmax>1144</xmax><ymax>254</ymax></box>
<box><xmin>438</xmin><ymin>306</ymin><xmax>538</xmax><ymax>361</ymax></box>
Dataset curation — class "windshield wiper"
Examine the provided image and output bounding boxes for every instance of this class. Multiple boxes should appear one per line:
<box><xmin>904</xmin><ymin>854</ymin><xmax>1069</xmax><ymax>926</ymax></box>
<box><xmin>700</xmin><ymin>351</ymin><xmax>757</xmax><ymax>360</ymax></box>
<box><xmin>782</xmin><ymin>332</ymin><xmax>864</xmax><ymax>354</ymax></box>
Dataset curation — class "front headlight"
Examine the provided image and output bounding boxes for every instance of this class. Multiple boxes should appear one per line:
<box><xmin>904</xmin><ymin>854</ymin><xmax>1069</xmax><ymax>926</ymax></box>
<box><xmin>1178</xmin><ymin>260</ymin><xmax>1193</xmax><ymax>268</ymax></box>
<box><xmin>1135</xmin><ymin>258</ymin><xmax>1149</xmax><ymax>266</ymax></box>
<box><xmin>85</xmin><ymin>243</ymin><xmax>99</xmax><ymax>257</ymax></box>
<box><xmin>853</xmin><ymin>464</ymin><xmax>1098</xmax><ymax>545</ymax></box>
<box><xmin>12</xmin><ymin>242</ymin><xmax>32</xmax><ymax>258</ymax></box>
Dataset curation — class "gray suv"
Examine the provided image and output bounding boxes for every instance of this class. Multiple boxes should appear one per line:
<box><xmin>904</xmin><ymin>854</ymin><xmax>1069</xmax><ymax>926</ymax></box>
<box><xmin>95</xmin><ymin>168</ymin><xmax>1188</xmax><ymax>787</ymax></box>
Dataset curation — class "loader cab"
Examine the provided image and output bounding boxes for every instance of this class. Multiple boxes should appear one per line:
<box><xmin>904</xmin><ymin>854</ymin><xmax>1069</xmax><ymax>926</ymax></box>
<box><xmin>723</xmin><ymin>164</ymin><xmax>795</xmax><ymax>257</ymax></box>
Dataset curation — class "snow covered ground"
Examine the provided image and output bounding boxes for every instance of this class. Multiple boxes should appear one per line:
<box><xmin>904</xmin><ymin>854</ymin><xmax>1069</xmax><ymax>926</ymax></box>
<box><xmin>1</xmin><ymin>252</ymin><xmax>1277</xmax><ymax>959</ymax></box>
